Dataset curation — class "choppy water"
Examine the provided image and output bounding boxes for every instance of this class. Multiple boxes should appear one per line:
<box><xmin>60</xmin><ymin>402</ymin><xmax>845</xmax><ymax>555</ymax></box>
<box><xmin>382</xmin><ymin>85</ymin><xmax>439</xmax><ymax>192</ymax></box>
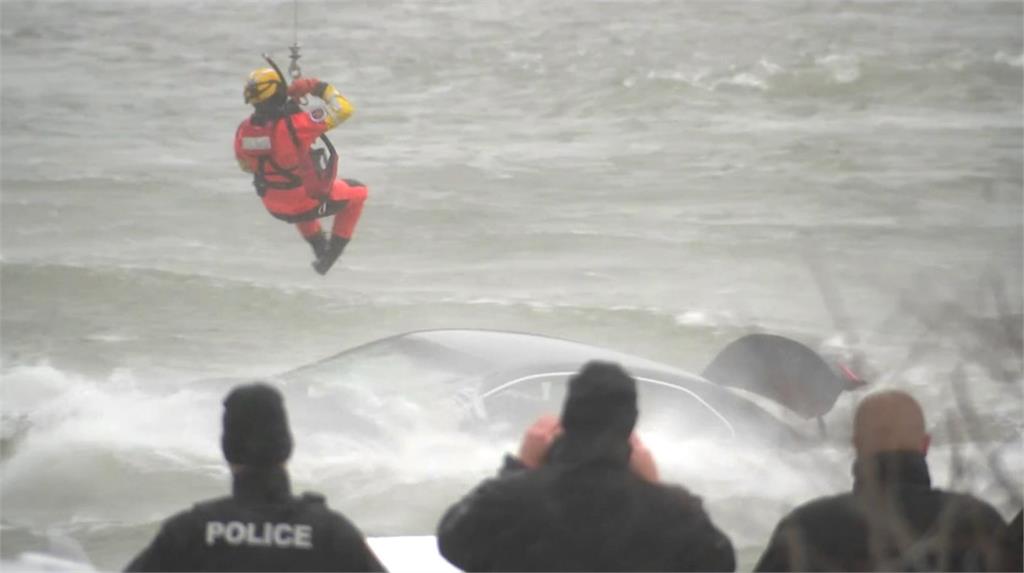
<box><xmin>2</xmin><ymin>0</ymin><xmax>1022</xmax><ymax>570</ymax></box>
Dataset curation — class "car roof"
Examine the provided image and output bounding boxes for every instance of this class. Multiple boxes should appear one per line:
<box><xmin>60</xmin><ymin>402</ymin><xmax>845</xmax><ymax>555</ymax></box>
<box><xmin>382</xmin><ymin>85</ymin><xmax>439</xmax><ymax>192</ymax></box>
<box><xmin>397</xmin><ymin>328</ymin><xmax>702</xmax><ymax>378</ymax></box>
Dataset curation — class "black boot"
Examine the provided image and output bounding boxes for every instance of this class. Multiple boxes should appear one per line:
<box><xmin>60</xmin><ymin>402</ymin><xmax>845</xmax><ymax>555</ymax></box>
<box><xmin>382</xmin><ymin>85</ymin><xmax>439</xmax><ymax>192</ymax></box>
<box><xmin>312</xmin><ymin>235</ymin><xmax>349</xmax><ymax>275</ymax></box>
<box><xmin>306</xmin><ymin>232</ymin><xmax>329</xmax><ymax>260</ymax></box>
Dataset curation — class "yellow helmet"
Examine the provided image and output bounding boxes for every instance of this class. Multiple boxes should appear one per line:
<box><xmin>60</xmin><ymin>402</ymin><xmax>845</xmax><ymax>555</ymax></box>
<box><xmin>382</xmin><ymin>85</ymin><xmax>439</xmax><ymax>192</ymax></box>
<box><xmin>244</xmin><ymin>67</ymin><xmax>284</xmax><ymax>105</ymax></box>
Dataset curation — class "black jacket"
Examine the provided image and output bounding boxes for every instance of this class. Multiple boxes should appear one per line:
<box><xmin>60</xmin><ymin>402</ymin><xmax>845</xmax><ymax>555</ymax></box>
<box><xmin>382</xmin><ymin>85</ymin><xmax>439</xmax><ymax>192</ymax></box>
<box><xmin>436</xmin><ymin>435</ymin><xmax>735</xmax><ymax>572</ymax></box>
<box><xmin>754</xmin><ymin>451</ymin><xmax>1009</xmax><ymax>571</ymax></box>
<box><xmin>126</xmin><ymin>468</ymin><xmax>385</xmax><ymax>572</ymax></box>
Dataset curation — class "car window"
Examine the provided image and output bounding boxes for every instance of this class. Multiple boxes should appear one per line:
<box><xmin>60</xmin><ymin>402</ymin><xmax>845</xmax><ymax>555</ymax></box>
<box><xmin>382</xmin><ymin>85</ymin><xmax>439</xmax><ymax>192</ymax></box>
<box><xmin>476</xmin><ymin>372</ymin><xmax>735</xmax><ymax>440</ymax></box>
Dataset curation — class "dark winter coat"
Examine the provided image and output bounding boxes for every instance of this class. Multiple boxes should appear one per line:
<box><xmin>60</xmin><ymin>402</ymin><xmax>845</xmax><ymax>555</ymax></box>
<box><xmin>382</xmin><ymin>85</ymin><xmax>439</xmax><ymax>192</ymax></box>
<box><xmin>436</xmin><ymin>436</ymin><xmax>735</xmax><ymax>572</ymax></box>
<box><xmin>754</xmin><ymin>451</ymin><xmax>1009</xmax><ymax>572</ymax></box>
<box><xmin>126</xmin><ymin>467</ymin><xmax>385</xmax><ymax>572</ymax></box>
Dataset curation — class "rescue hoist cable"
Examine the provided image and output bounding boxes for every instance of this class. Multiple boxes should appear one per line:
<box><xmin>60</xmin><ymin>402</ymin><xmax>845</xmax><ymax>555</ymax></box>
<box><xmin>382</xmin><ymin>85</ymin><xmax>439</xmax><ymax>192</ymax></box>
<box><xmin>259</xmin><ymin>8</ymin><xmax>338</xmax><ymax>195</ymax></box>
<box><xmin>288</xmin><ymin>0</ymin><xmax>302</xmax><ymax>79</ymax></box>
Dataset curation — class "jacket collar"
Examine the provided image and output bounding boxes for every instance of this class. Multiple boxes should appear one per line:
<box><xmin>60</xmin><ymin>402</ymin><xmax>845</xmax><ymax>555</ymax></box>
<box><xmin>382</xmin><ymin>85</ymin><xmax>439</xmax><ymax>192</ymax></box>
<box><xmin>251</xmin><ymin>101</ymin><xmax>300</xmax><ymax>125</ymax></box>
<box><xmin>231</xmin><ymin>466</ymin><xmax>292</xmax><ymax>503</ymax></box>
<box><xmin>852</xmin><ymin>450</ymin><xmax>931</xmax><ymax>493</ymax></box>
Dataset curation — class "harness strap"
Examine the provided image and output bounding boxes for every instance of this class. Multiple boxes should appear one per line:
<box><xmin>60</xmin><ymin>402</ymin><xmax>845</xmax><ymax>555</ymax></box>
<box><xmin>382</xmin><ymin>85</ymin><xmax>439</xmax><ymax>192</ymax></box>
<box><xmin>284</xmin><ymin>114</ymin><xmax>338</xmax><ymax>178</ymax></box>
<box><xmin>283</xmin><ymin>115</ymin><xmax>304</xmax><ymax>150</ymax></box>
<box><xmin>252</xmin><ymin>114</ymin><xmax>339</xmax><ymax>198</ymax></box>
<box><xmin>253</xmin><ymin>156</ymin><xmax>304</xmax><ymax>197</ymax></box>
<box><xmin>252</xmin><ymin>117</ymin><xmax>304</xmax><ymax>197</ymax></box>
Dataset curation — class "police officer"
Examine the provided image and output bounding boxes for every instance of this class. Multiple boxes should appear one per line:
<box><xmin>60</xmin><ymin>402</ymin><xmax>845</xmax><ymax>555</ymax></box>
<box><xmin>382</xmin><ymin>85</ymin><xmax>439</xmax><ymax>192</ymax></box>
<box><xmin>125</xmin><ymin>383</ymin><xmax>385</xmax><ymax>572</ymax></box>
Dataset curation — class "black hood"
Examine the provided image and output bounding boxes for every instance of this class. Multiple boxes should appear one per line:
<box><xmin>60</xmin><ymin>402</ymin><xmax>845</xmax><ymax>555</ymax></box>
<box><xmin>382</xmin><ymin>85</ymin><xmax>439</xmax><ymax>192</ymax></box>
<box><xmin>548</xmin><ymin>361</ymin><xmax>638</xmax><ymax>466</ymax></box>
<box><xmin>221</xmin><ymin>382</ymin><xmax>293</xmax><ymax>468</ymax></box>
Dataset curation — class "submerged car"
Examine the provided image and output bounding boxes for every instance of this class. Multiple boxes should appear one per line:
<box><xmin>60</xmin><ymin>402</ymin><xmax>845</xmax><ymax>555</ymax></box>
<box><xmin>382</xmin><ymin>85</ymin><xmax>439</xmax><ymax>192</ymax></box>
<box><xmin>274</xmin><ymin>328</ymin><xmax>865</xmax><ymax>449</ymax></box>
<box><xmin>266</xmin><ymin>328</ymin><xmax>867</xmax><ymax>571</ymax></box>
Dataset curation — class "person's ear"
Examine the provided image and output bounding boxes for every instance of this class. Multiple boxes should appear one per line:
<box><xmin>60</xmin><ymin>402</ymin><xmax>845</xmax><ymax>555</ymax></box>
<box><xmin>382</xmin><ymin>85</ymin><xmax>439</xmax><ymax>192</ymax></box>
<box><xmin>920</xmin><ymin>433</ymin><xmax>931</xmax><ymax>455</ymax></box>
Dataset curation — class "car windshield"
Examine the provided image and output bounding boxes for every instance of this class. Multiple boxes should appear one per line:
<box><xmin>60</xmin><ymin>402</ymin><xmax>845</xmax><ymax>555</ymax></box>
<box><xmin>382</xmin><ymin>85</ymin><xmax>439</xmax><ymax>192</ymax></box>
<box><xmin>284</xmin><ymin>333</ymin><xmax>494</xmax><ymax>393</ymax></box>
<box><xmin>275</xmin><ymin>334</ymin><xmax>499</xmax><ymax>440</ymax></box>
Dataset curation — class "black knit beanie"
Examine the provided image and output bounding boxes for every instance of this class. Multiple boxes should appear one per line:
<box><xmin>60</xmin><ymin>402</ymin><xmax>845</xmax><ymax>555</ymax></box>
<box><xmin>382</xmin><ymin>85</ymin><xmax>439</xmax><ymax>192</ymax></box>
<box><xmin>560</xmin><ymin>361</ymin><xmax>638</xmax><ymax>439</ymax></box>
<box><xmin>221</xmin><ymin>382</ymin><xmax>293</xmax><ymax>467</ymax></box>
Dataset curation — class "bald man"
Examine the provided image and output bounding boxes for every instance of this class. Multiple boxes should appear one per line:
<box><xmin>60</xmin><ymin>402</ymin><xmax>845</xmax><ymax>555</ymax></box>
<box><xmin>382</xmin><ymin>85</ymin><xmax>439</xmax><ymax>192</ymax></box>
<box><xmin>754</xmin><ymin>390</ymin><xmax>1009</xmax><ymax>571</ymax></box>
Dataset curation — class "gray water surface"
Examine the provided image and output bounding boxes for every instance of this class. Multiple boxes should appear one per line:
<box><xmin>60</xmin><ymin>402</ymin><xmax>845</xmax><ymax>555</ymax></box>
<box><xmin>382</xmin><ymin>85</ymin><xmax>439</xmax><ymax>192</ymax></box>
<box><xmin>2</xmin><ymin>1</ymin><xmax>1022</xmax><ymax>570</ymax></box>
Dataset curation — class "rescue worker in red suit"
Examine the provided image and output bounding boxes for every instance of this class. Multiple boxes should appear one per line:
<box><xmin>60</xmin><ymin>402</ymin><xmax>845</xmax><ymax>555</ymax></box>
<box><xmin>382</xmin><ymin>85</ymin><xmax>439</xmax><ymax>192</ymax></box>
<box><xmin>235</xmin><ymin>67</ymin><xmax>367</xmax><ymax>275</ymax></box>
